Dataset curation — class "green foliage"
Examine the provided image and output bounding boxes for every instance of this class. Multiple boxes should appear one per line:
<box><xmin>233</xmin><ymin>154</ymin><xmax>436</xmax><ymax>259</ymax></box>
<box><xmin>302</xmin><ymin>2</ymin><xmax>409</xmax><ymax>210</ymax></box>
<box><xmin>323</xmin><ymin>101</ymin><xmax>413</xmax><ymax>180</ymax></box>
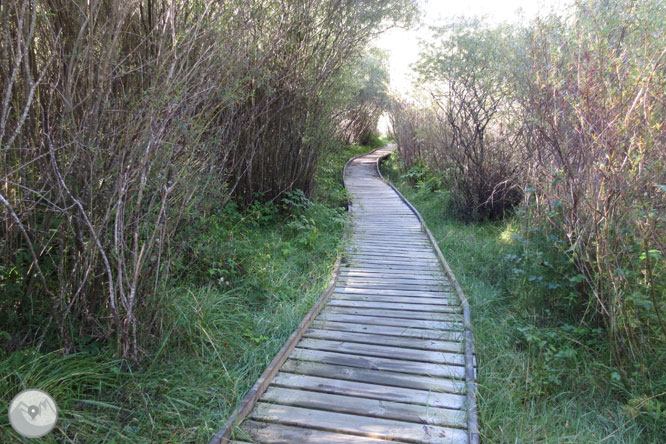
<box><xmin>399</xmin><ymin>159</ymin><xmax>443</xmax><ymax>193</ymax></box>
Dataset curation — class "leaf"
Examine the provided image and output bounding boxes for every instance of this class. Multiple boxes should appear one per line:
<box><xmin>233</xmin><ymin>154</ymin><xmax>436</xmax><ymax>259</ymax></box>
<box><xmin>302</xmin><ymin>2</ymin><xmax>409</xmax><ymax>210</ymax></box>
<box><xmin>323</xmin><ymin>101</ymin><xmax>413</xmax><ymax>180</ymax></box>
<box><xmin>569</xmin><ymin>274</ymin><xmax>585</xmax><ymax>284</ymax></box>
<box><xmin>639</xmin><ymin>249</ymin><xmax>662</xmax><ymax>261</ymax></box>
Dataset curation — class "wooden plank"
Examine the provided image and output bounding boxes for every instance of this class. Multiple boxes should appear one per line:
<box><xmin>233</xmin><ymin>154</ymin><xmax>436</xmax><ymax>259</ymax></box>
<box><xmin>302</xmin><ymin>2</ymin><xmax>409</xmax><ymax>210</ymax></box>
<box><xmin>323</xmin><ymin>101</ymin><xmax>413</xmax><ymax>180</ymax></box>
<box><xmin>352</xmin><ymin>228</ymin><xmax>424</xmax><ymax>234</ymax></box>
<box><xmin>280</xmin><ymin>360</ymin><xmax>465</xmax><ymax>394</ymax></box>
<box><xmin>348</xmin><ymin>255</ymin><xmax>439</xmax><ymax>264</ymax></box>
<box><xmin>341</xmin><ymin>262</ymin><xmax>442</xmax><ymax>272</ymax></box>
<box><xmin>337</xmin><ymin>276</ymin><xmax>446</xmax><ymax>285</ymax></box>
<box><xmin>351</xmin><ymin>233</ymin><xmax>428</xmax><ymax>239</ymax></box>
<box><xmin>339</xmin><ymin>268</ymin><xmax>445</xmax><ymax>278</ymax></box>
<box><xmin>346</xmin><ymin>259</ymin><xmax>440</xmax><ymax>268</ymax></box>
<box><xmin>346</xmin><ymin>249</ymin><xmax>438</xmax><ymax>259</ymax></box>
<box><xmin>350</xmin><ymin>245</ymin><xmax>432</xmax><ymax>252</ymax></box>
<box><xmin>271</xmin><ymin>373</ymin><xmax>465</xmax><ymax>408</ymax></box>
<box><xmin>328</xmin><ymin>299</ymin><xmax>461</xmax><ymax>313</ymax></box>
<box><xmin>348</xmin><ymin>239</ymin><xmax>432</xmax><ymax>246</ymax></box>
<box><xmin>338</xmin><ymin>276</ymin><xmax>446</xmax><ymax>284</ymax></box>
<box><xmin>304</xmin><ymin>328</ymin><xmax>463</xmax><ymax>352</ymax></box>
<box><xmin>333</xmin><ymin>287</ymin><xmax>453</xmax><ymax>297</ymax></box>
<box><xmin>324</xmin><ymin>306</ymin><xmax>464</xmax><ymax>322</ymax></box>
<box><xmin>343</xmin><ymin>260</ymin><xmax>441</xmax><ymax>269</ymax></box>
<box><xmin>316</xmin><ymin>312</ymin><xmax>463</xmax><ymax>331</ymax></box>
<box><xmin>310</xmin><ymin>319</ymin><xmax>464</xmax><ymax>341</ymax></box>
<box><xmin>352</xmin><ymin>239</ymin><xmax>431</xmax><ymax>246</ymax></box>
<box><xmin>298</xmin><ymin>338</ymin><xmax>465</xmax><ymax>365</ymax></box>
<box><xmin>338</xmin><ymin>273</ymin><xmax>443</xmax><ymax>283</ymax></box>
<box><xmin>336</xmin><ymin>282</ymin><xmax>448</xmax><ymax>292</ymax></box>
<box><xmin>249</xmin><ymin>403</ymin><xmax>468</xmax><ymax>444</ymax></box>
<box><xmin>331</xmin><ymin>293</ymin><xmax>457</xmax><ymax>306</ymax></box>
<box><xmin>351</xmin><ymin>237</ymin><xmax>429</xmax><ymax>244</ymax></box>
<box><xmin>260</xmin><ymin>386</ymin><xmax>467</xmax><ymax>428</ymax></box>
<box><xmin>241</xmin><ymin>420</ymin><xmax>400</xmax><ymax>444</ymax></box>
<box><xmin>290</xmin><ymin>348</ymin><xmax>466</xmax><ymax>379</ymax></box>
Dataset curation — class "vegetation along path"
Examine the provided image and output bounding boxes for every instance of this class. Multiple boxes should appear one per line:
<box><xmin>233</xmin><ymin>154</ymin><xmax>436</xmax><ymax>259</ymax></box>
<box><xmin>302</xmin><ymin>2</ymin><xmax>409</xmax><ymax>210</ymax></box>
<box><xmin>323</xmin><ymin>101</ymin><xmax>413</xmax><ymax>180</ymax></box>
<box><xmin>210</xmin><ymin>145</ymin><xmax>479</xmax><ymax>444</ymax></box>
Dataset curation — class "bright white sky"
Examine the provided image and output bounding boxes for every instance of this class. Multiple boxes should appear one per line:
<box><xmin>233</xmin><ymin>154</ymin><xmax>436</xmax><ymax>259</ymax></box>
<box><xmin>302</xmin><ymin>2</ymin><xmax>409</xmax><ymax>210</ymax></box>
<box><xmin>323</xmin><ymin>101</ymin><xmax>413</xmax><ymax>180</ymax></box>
<box><xmin>374</xmin><ymin>0</ymin><xmax>571</xmax><ymax>96</ymax></box>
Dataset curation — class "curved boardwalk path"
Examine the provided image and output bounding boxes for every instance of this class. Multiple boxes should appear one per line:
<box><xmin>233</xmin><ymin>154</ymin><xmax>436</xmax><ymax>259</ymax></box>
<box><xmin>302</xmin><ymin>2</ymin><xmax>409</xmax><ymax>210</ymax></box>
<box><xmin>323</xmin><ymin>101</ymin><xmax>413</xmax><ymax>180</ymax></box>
<box><xmin>211</xmin><ymin>145</ymin><xmax>477</xmax><ymax>444</ymax></box>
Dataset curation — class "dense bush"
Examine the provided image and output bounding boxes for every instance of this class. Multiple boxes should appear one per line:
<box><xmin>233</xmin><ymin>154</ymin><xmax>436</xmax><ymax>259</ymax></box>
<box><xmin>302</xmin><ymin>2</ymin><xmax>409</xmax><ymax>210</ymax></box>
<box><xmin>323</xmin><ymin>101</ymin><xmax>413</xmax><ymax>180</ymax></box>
<box><xmin>0</xmin><ymin>0</ymin><xmax>414</xmax><ymax>359</ymax></box>
<box><xmin>390</xmin><ymin>0</ymin><xmax>666</xmax><ymax>386</ymax></box>
<box><xmin>391</xmin><ymin>19</ymin><xmax>525</xmax><ymax>221</ymax></box>
<box><xmin>517</xmin><ymin>2</ymin><xmax>666</xmax><ymax>378</ymax></box>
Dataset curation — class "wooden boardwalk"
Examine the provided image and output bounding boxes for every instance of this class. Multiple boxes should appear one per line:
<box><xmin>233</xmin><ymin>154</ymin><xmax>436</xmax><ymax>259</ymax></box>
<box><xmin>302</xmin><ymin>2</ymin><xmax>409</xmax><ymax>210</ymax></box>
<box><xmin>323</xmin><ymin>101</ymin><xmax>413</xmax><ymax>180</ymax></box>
<box><xmin>211</xmin><ymin>145</ymin><xmax>478</xmax><ymax>444</ymax></box>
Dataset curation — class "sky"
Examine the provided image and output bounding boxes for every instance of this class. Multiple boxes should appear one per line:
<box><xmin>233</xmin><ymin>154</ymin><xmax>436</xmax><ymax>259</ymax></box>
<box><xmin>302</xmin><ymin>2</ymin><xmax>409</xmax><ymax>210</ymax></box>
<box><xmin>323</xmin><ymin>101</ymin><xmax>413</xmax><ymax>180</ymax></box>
<box><xmin>374</xmin><ymin>0</ymin><xmax>571</xmax><ymax>96</ymax></box>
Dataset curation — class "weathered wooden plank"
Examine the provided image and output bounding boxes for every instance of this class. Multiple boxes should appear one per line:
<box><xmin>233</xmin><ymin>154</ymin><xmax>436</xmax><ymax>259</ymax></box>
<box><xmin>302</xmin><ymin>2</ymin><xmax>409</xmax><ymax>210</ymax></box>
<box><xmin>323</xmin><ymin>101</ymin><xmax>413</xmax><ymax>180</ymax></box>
<box><xmin>342</xmin><ymin>255</ymin><xmax>437</xmax><ymax>263</ymax></box>
<box><xmin>328</xmin><ymin>299</ymin><xmax>461</xmax><ymax>313</ymax></box>
<box><xmin>325</xmin><ymin>306</ymin><xmax>464</xmax><ymax>322</ymax></box>
<box><xmin>316</xmin><ymin>312</ymin><xmax>464</xmax><ymax>331</ymax></box>
<box><xmin>348</xmin><ymin>242</ymin><xmax>435</xmax><ymax>249</ymax></box>
<box><xmin>339</xmin><ymin>267</ymin><xmax>446</xmax><ymax>277</ymax></box>
<box><xmin>336</xmin><ymin>281</ymin><xmax>448</xmax><ymax>292</ymax></box>
<box><xmin>249</xmin><ymin>403</ymin><xmax>468</xmax><ymax>444</ymax></box>
<box><xmin>348</xmin><ymin>254</ymin><xmax>439</xmax><ymax>263</ymax></box>
<box><xmin>346</xmin><ymin>249</ymin><xmax>438</xmax><ymax>258</ymax></box>
<box><xmin>298</xmin><ymin>338</ymin><xmax>465</xmax><ymax>365</ymax></box>
<box><xmin>354</xmin><ymin>243</ymin><xmax>428</xmax><ymax>251</ymax></box>
<box><xmin>351</xmin><ymin>236</ymin><xmax>431</xmax><ymax>243</ymax></box>
<box><xmin>342</xmin><ymin>259</ymin><xmax>440</xmax><ymax>268</ymax></box>
<box><xmin>310</xmin><ymin>319</ymin><xmax>464</xmax><ymax>341</ymax></box>
<box><xmin>304</xmin><ymin>328</ymin><xmax>463</xmax><ymax>352</ymax></box>
<box><xmin>333</xmin><ymin>287</ymin><xmax>453</xmax><ymax>297</ymax></box>
<box><xmin>331</xmin><ymin>293</ymin><xmax>457</xmax><ymax>306</ymax></box>
<box><xmin>271</xmin><ymin>372</ymin><xmax>465</xmax><ymax>408</ymax></box>
<box><xmin>241</xmin><ymin>420</ymin><xmax>399</xmax><ymax>444</ymax></box>
<box><xmin>352</xmin><ymin>228</ymin><xmax>424</xmax><ymax>234</ymax></box>
<box><xmin>280</xmin><ymin>360</ymin><xmax>465</xmax><ymax>394</ymax></box>
<box><xmin>260</xmin><ymin>386</ymin><xmax>467</xmax><ymax>428</ymax></box>
<box><xmin>339</xmin><ymin>270</ymin><xmax>441</xmax><ymax>279</ymax></box>
<box><xmin>338</xmin><ymin>274</ymin><xmax>444</xmax><ymax>283</ymax></box>
<box><xmin>290</xmin><ymin>348</ymin><xmax>467</xmax><ymax>379</ymax></box>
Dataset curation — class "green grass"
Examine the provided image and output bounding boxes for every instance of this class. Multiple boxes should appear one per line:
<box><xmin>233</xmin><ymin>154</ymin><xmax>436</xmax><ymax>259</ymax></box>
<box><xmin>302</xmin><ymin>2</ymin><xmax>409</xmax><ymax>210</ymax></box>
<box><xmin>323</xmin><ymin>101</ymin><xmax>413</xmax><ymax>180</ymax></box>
<box><xmin>1</xmin><ymin>141</ymin><xmax>377</xmax><ymax>443</ymax></box>
<box><xmin>381</xmin><ymin>152</ymin><xmax>666</xmax><ymax>444</ymax></box>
